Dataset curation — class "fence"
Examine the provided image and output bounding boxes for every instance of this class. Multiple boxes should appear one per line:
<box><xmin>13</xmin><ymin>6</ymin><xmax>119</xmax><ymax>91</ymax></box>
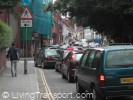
<box><xmin>0</xmin><ymin>49</ymin><xmax>7</xmax><ymax>74</ymax></box>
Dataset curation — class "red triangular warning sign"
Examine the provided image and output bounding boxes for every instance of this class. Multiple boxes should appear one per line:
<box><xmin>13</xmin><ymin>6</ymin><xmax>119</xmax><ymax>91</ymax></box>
<box><xmin>21</xmin><ymin>7</ymin><xmax>33</xmax><ymax>20</ymax></box>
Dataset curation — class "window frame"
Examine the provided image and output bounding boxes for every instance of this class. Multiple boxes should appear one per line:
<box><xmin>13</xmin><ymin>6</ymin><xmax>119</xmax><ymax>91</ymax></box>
<box><xmin>79</xmin><ymin>50</ymin><xmax>90</xmax><ymax>68</ymax></box>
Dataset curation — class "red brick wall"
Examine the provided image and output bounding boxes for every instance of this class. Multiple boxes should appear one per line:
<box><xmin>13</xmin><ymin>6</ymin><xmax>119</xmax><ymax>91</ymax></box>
<box><xmin>0</xmin><ymin>50</ymin><xmax>6</xmax><ymax>74</ymax></box>
<box><xmin>52</xmin><ymin>13</ymin><xmax>62</xmax><ymax>44</ymax></box>
<box><xmin>0</xmin><ymin>9</ymin><xmax>9</xmax><ymax>23</ymax></box>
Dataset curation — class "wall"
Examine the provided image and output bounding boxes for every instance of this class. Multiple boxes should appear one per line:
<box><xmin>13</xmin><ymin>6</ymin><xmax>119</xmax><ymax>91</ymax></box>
<box><xmin>0</xmin><ymin>50</ymin><xmax>6</xmax><ymax>74</ymax></box>
<box><xmin>9</xmin><ymin>13</ymin><xmax>20</xmax><ymax>48</ymax></box>
<box><xmin>0</xmin><ymin>9</ymin><xmax>9</xmax><ymax>23</ymax></box>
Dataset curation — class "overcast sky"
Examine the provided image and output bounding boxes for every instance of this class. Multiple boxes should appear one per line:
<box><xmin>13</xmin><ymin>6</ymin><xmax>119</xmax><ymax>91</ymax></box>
<box><xmin>53</xmin><ymin>0</ymin><xmax>56</xmax><ymax>3</ymax></box>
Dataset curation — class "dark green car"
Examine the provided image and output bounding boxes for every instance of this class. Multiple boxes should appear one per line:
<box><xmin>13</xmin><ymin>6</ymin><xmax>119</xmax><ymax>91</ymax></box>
<box><xmin>34</xmin><ymin>48</ymin><xmax>60</xmax><ymax>69</ymax></box>
<box><xmin>76</xmin><ymin>45</ymin><xmax>133</xmax><ymax>100</ymax></box>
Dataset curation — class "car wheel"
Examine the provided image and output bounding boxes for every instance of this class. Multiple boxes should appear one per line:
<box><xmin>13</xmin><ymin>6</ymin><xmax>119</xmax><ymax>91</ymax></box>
<box><xmin>62</xmin><ymin>72</ymin><xmax>66</xmax><ymax>79</ymax></box>
<box><xmin>67</xmin><ymin>73</ymin><xmax>73</xmax><ymax>83</ymax></box>
<box><xmin>35</xmin><ymin>62</ymin><xmax>38</xmax><ymax>67</ymax></box>
<box><xmin>76</xmin><ymin>80</ymin><xmax>84</xmax><ymax>93</ymax></box>
<box><xmin>59</xmin><ymin>65</ymin><xmax>61</xmax><ymax>72</ymax></box>
<box><xmin>91</xmin><ymin>87</ymin><xmax>102</xmax><ymax>100</ymax></box>
<box><xmin>42</xmin><ymin>62</ymin><xmax>44</xmax><ymax>69</ymax></box>
<box><xmin>55</xmin><ymin>65</ymin><xmax>58</xmax><ymax>72</ymax></box>
<box><xmin>60</xmin><ymin>66</ymin><xmax>63</xmax><ymax>74</ymax></box>
<box><xmin>55</xmin><ymin>68</ymin><xmax>58</xmax><ymax>72</ymax></box>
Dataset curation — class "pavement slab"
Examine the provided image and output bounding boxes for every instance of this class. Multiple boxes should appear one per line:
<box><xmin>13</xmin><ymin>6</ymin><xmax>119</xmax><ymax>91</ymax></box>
<box><xmin>0</xmin><ymin>60</ymin><xmax>40</xmax><ymax>100</ymax></box>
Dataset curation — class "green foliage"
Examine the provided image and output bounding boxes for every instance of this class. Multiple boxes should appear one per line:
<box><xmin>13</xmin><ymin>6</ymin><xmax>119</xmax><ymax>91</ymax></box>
<box><xmin>0</xmin><ymin>21</ymin><xmax>13</xmax><ymax>49</ymax></box>
<box><xmin>12</xmin><ymin>2</ymin><xmax>24</xmax><ymax>18</ymax></box>
<box><xmin>44</xmin><ymin>2</ymin><xmax>53</xmax><ymax>13</ymax></box>
<box><xmin>45</xmin><ymin>0</ymin><xmax>133</xmax><ymax>43</ymax></box>
<box><xmin>0</xmin><ymin>0</ymin><xmax>19</xmax><ymax>8</ymax></box>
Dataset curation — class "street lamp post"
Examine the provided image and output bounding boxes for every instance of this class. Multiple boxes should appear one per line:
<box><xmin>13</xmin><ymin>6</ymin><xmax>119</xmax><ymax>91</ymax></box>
<box><xmin>24</xmin><ymin>24</ymin><xmax>27</xmax><ymax>74</ymax></box>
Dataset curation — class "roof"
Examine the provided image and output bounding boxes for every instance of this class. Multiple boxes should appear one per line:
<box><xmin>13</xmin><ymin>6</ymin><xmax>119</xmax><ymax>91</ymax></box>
<box><xmin>87</xmin><ymin>45</ymin><xmax>133</xmax><ymax>51</ymax></box>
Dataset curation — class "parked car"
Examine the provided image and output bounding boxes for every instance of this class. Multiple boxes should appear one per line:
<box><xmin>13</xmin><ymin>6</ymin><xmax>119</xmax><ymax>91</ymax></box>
<box><xmin>55</xmin><ymin>50</ymin><xmax>70</xmax><ymax>73</ymax></box>
<box><xmin>62</xmin><ymin>50</ymin><xmax>84</xmax><ymax>82</ymax></box>
<box><xmin>49</xmin><ymin>44</ymin><xmax>60</xmax><ymax>49</ymax></box>
<box><xmin>76</xmin><ymin>45</ymin><xmax>133</xmax><ymax>100</ymax></box>
<box><xmin>74</xmin><ymin>41</ymin><xmax>82</xmax><ymax>46</ymax></box>
<box><xmin>75</xmin><ymin>39</ymin><xmax>89</xmax><ymax>48</ymax></box>
<box><xmin>60</xmin><ymin>44</ymin><xmax>69</xmax><ymax>50</ymax></box>
<box><xmin>88</xmin><ymin>42</ymin><xmax>99</xmax><ymax>48</ymax></box>
<box><xmin>67</xmin><ymin>46</ymin><xmax>83</xmax><ymax>51</ymax></box>
<box><xmin>34</xmin><ymin>48</ymin><xmax>60</xmax><ymax>69</ymax></box>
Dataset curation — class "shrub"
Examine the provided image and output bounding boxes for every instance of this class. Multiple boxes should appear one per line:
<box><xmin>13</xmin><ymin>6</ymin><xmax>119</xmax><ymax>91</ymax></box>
<box><xmin>0</xmin><ymin>21</ymin><xmax>13</xmax><ymax>49</ymax></box>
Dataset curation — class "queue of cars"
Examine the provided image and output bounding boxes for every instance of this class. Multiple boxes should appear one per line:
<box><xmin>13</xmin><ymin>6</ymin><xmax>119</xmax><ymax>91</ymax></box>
<box><xmin>34</xmin><ymin>43</ymin><xmax>133</xmax><ymax>100</ymax></box>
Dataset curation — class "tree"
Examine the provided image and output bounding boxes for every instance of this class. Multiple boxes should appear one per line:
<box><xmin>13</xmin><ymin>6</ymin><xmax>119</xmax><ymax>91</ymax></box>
<box><xmin>45</xmin><ymin>0</ymin><xmax>133</xmax><ymax>43</ymax></box>
<box><xmin>0</xmin><ymin>0</ymin><xmax>19</xmax><ymax>8</ymax></box>
<box><xmin>0</xmin><ymin>21</ymin><xmax>13</xmax><ymax>49</ymax></box>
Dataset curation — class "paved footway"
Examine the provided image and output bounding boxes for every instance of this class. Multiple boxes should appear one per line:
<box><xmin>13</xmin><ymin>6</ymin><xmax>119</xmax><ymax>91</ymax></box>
<box><xmin>0</xmin><ymin>60</ymin><xmax>40</xmax><ymax>100</ymax></box>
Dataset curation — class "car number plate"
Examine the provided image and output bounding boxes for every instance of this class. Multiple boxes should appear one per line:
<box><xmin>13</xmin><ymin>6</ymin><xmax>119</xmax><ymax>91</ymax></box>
<box><xmin>120</xmin><ymin>77</ymin><xmax>133</xmax><ymax>84</ymax></box>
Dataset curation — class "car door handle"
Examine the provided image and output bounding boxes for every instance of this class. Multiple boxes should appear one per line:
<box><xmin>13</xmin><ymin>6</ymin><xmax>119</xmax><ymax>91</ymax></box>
<box><xmin>89</xmin><ymin>67</ymin><xmax>96</xmax><ymax>70</ymax></box>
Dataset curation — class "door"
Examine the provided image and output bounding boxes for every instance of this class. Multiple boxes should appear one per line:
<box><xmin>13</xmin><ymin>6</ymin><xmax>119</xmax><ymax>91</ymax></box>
<box><xmin>81</xmin><ymin>50</ymin><xmax>97</xmax><ymax>90</ymax></box>
<box><xmin>62</xmin><ymin>52</ymin><xmax>71</xmax><ymax>77</ymax></box>
<box><xmin>104</xmin><ymin>49</ymin><xmax>133</xmax><ymax>91</ymax></box>
<box><xmin>85</xmin><ymin>50</ymin><xmax>102</xmax><ymax>90</ymax></box>
<box><xmin>77</xmin><ymin>50</ymin><xmax>90</xmax><ymax>88</ymax></box>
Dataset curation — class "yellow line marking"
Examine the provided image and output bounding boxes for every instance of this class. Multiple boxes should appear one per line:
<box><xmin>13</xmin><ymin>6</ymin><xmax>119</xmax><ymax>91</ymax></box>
<box><xmin>40</xmin><ymin>69</ymin><xmax>55</xmax><ymax>100</ymax></box>
<box><xmin>39</xmin><ymin>69</ymin><xmax>51</xmax><ymax>100</ymax></box>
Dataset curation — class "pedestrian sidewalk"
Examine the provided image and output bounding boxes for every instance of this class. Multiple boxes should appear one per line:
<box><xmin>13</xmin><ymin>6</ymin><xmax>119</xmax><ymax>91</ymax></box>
<box><xmin>0</xmin><ymin>60</ymin><xmax>40</xmax><ymax>100</ymax></box>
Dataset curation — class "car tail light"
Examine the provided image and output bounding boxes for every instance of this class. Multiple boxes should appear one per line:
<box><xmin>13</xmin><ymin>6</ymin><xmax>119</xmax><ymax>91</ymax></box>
<box><xmin>99</xmin><ymin>74</ymin><xmax>105</xmax><ymax>86</ymax></box>
<box><xmin>72</xmin><ymin>54</ymin><xmax>75</xmax><ymax>61</ymax></box>
<box><xmin>67</xmin><ymin>48</ymin><xmax>74</xmax><ymax>50</ymax></box>
<box><xmin>46</xmin><ymin>56</ymin><xmax>50</xmax><ymax>61</ymax></box>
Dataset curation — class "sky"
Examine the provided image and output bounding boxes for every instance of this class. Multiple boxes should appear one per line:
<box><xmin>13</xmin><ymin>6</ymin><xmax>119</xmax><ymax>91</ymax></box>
<box><xmin>53</xmin><ymin>0</ymin><xmax>56</xmax><ymax>3</ymax></box>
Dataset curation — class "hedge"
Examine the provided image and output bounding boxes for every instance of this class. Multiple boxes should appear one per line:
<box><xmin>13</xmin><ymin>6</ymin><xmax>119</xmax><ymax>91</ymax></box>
<box><xmin>0</xmin><ymin>20</ymin><xmax>13</xmax><ymax>49</ymax></box>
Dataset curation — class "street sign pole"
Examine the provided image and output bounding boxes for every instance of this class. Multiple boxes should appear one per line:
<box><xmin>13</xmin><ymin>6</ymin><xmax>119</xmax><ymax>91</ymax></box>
<box><xmin>20</xmin><ymin>6</ymin><xmax>33</xmax><ymax>75</ymax></box>
<box><xmin>24</xmin><ymin>24</ymin><xmax>27</xmax><ymax>74</ymax></box>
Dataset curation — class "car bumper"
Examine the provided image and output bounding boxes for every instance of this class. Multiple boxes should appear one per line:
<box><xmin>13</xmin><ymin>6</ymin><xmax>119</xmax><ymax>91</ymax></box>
<box><xmin>98</xmin><ymin>85</ymin><xmax>133</xmax><ymax>98</ymax></box>
<box><xmin>44</xmin><ymin>61</ymin><xmax>56</xmax><ymax>68</ymax></box>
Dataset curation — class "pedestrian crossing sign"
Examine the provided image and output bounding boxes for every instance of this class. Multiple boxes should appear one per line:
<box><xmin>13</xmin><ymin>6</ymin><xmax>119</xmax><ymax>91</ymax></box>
<box><xmin>21</xmin><ymin>6</ymin><xmax>33</xmax><ymax>20</ymax></box>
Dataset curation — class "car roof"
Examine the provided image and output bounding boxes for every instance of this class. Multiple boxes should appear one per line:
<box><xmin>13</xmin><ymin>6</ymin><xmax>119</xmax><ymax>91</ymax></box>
<box><xmin>72</xmin><ymin>50</ymin><xmax>84</xmax><ymax>53</ymax></box>
<box><xmin>87</xmin><ymin>45</ymin><xmax>133</xmax><ymax>51</ymax></box>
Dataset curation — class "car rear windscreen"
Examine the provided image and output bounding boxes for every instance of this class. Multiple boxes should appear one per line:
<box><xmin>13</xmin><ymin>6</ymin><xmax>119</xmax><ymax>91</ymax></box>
<box><xmin>45</xmin><ymin>50</ymin><xmax>58</xmax><ymax>56</ymax></box>
<box><xmin>106</xmin><ymin>50</ymin><xmax>133</xmax><ymax>68</ymax></box>
<box><xmin>75</xmin><ymin>54</ymin><xmax>83</xmax><ymax>61</ymax></box>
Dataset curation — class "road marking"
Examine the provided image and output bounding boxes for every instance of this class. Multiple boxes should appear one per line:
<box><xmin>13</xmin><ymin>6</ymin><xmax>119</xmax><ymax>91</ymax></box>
<box><xmin>41</xmin><ymin>69</ymin><xmax>55</xmax><ymax>100</ymax></box>
<box><xmin>39</xmin><ymin>69</ymin><xmax>51</xmax><ymax>100</ymax></box>
<box><xmin>35</xmin><ymin>68</ymin><xmax>40</xmax><ymax>92</ymax></box>
<box><xmin>39</xmin><ymin>69</ymin><xmax>55</xmax><ymax>100</ymax></box>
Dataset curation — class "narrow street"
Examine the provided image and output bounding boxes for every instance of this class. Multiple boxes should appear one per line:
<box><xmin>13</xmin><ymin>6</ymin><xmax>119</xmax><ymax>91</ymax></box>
<box><xmin>0</xmin><ymin>59</ymin><xmax>133</xmax><ymax>100</ymax></box>
<box><xmin>36</xmin><ymin>67</ymin><xmax>133</xmax><ymax>100</ymax></box>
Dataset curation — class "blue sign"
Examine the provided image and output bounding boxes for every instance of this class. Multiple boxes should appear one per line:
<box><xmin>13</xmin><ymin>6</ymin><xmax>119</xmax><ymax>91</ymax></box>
<box><xmin>22</xmin><ymin>0</ymin><xmax>31</xmax><ymax>5</ymax></box>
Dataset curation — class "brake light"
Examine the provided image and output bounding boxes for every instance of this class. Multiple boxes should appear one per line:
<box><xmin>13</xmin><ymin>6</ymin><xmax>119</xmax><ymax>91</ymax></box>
<box><xmin>72</xmin><ymin>54</ymin><xmax>75</xmax><ymax>60</ymax></box>
<box><xmin>46</xmin><ymin>56</ymin><xmax>50</xmax><ymax>60</ymax></box>
<box><xmin>67</xmin><ymin>48</ymin><xmax>74</xmax><ymax>50</ymax></box>
<box><xmin>99</xmin><ymin>74</ymin><xmax>105</xmax><ymax>86</ymax></box>
<box><xmin>100</xmin><ymin>75</ymin><xmax>105</xmax><ymax>81</ymax></box>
